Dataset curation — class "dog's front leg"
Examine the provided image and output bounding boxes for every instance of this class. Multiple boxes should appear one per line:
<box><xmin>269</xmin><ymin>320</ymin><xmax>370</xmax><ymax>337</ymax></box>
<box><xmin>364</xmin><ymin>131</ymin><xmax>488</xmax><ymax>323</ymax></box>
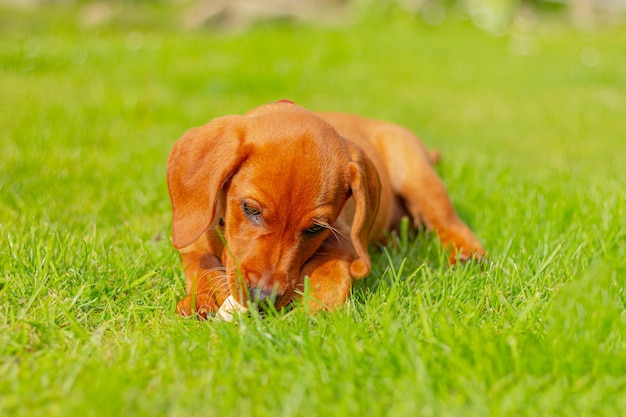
<box><xmin>295</xmin><ymin>239</ymin><xmax>354</xmax><ymax>312</ymax></box>
<box><xmin>297</xmin><ymin>257</ymin><xmax>352</xmax><ymax>312</ymax></box>
<box><xmin>175</xmin><ymin>236</ymin><xmax>229</xmax><ymax>319</ymax></box>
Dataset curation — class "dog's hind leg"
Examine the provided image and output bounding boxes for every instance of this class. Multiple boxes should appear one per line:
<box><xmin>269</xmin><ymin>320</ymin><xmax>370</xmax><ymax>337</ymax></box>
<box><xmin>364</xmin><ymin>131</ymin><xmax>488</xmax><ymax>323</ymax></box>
<box><xmin>374</xmin><ymin>126</ymin><xmax>485</xmax><ymax>263</ymax></box>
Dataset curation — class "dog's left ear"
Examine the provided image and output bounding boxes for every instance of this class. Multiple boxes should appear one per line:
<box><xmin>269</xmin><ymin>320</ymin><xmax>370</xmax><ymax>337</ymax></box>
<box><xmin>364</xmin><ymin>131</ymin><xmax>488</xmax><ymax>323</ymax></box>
<box><xmin>347</xmin><ymin>142</ymin><xmax>381</xmax><ymax>278</ymax></box>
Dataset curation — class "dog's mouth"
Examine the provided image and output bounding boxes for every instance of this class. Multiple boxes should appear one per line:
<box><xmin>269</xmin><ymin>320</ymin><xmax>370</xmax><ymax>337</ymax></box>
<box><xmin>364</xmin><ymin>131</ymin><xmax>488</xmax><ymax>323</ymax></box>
<box><xmin>224</xmin><ymin>263</ymin><xmax>298</xmax><ymax>314</ymax></box>
<box><xmin>215</xmin><ymin>292</ymin><xmax>296</xmax><ymax>322</ymax></box>
<box><xmin>229</xmin><ymin>283</ymin><xmax>293</xmax><ymax>312</ymax></box>
<box><xmin>248</xmin><ymin>287</ymin><xmax>283</xmax><ymax>310</ymax></box>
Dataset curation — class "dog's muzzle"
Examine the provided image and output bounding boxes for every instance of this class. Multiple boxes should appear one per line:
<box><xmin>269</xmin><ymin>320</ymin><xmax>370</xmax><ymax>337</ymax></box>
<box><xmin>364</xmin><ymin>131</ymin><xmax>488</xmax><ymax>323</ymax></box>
<box><xmin>249</xmin><ymin>287</ymin><xmax>283</xmax><ymax>309</ymax></box>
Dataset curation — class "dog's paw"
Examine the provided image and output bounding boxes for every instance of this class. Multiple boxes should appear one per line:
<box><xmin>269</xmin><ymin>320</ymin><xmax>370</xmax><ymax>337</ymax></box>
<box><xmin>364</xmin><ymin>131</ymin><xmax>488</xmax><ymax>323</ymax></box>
<box><xmin>449</xmin><ymin>245</ymin><xmax>487</xmax><ymax>265</ymax></box>
<box><xmin>176</xmin><ymin>294</ymin><xmax>219</xmax><ymax>320</ymax></box>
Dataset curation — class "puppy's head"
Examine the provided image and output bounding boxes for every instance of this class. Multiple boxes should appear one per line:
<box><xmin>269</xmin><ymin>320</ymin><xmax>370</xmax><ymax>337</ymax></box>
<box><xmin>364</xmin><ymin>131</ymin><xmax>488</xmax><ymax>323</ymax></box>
<box><xmin>167</xmin><ymin>102</ymin><xmax>380</xmax><ymax>308</ymax></box>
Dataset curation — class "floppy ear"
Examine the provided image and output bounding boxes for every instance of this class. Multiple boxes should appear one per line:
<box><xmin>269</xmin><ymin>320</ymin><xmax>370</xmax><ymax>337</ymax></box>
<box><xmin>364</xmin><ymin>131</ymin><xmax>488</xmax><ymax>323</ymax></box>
<box><xmin>346</xmin><ymin>142</ymin><xmax>381</xmax><ymax>278</ymax></box>
<box><xmin>167</xmin><ymin>116</ymin><xmax>249</xmax><ymax>249</ymax></box>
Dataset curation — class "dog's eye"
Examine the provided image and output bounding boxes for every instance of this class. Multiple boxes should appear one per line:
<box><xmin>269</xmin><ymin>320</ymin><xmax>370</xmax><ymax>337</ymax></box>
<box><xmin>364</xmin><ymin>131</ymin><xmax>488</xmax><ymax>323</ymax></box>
<box><xmin>305</xmin><ymin>223</ymin><xmax>325</xmax><ymax>235</ymax></box>
<box><xmin>242</xmin><ymin>202</ymin><xmax>262</xmax><ymax>220</ymax></box>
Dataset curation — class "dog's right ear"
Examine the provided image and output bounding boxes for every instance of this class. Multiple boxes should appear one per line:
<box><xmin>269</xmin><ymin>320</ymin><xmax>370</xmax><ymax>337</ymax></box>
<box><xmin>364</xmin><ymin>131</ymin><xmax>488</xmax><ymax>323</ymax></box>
<box><xmin>346</xmin><ymin>142</ymin><xmax>381</xmax><ymax>279</ymax></box>
<box><xmin>167</xmin><ymin>116</ymin><xmax>249</xmax><ymax>249</ymax></box>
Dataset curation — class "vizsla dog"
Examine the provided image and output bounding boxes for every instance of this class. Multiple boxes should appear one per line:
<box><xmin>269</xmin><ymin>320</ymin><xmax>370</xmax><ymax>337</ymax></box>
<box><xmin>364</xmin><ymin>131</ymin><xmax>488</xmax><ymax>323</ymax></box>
<box><xmin>167</xmin><ymin>101</ymin><xmax>484</xmax><ymax>318</ymax></box>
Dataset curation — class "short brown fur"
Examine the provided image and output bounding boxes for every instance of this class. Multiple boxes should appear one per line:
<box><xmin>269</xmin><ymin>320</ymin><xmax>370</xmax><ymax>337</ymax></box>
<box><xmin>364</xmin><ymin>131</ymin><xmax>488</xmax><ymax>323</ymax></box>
<box><xmin>167</xmin><ymin>102</ymin><xmax>484</xmax><ymax>317</ymax></box>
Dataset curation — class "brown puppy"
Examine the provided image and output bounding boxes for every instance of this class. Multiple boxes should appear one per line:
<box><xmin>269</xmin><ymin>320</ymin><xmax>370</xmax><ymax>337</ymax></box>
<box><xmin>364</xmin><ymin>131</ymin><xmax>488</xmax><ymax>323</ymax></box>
<box><xmin>167</xmin><ymin>101</ymin><xmax>484</xmax><ymax>317</ymax></box>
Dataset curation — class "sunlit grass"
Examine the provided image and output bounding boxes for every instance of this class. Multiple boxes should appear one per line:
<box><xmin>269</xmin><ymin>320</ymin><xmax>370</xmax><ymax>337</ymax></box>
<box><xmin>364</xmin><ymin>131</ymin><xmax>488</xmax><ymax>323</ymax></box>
<box><xmin>1</xmin><ymin>4</ymin><xmax>625</xmax><ymax>416</ymax></box>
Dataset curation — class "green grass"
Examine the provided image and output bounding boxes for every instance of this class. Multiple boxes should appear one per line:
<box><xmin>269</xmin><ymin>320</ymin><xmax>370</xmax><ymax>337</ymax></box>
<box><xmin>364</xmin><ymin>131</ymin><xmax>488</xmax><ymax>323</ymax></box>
<box><xmin>1</xmin><ymin>3</ymin><xmax>625</xmax><ymax>416</ymax></box>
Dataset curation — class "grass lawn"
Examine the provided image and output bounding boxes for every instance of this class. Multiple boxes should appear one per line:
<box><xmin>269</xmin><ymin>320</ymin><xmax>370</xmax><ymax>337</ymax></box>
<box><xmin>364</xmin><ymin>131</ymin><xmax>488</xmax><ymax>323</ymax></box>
<box><xmin>1</xmin><ymin>3</ymin><xmax>625</xmax><ymax>416</ymax></box>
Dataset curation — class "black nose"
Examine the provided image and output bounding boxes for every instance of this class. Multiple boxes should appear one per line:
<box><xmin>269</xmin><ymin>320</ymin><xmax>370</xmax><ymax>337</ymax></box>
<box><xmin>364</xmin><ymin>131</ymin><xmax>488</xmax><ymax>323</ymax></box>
<box><xmin>250</xmin><ymin>288</ymin><xmax>280</xmax><ymax>307</ymax></box>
